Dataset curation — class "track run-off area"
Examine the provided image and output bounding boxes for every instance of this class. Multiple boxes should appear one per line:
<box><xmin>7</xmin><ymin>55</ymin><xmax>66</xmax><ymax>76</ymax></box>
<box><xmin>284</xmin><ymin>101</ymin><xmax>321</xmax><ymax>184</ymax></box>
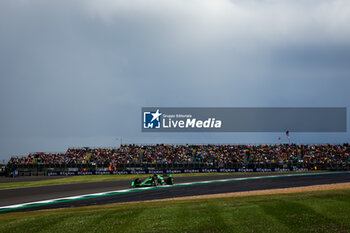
<box><xmin>1</xmin><ymin>171</ymin><xmax>349</xmax><ymax>213</ymax></box>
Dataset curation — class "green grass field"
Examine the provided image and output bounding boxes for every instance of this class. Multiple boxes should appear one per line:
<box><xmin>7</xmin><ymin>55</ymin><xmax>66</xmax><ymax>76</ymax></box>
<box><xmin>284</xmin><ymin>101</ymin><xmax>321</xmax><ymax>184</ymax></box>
<box><xmin>1</xmin><ymin>173</ymin><xmax>237</xmax><ymax>189</ymax></box>
<box><xmin>0</xmin><ymin>188</ymin><xmax>349</xmax><ymax>233</ymax></box>
<box><xmin>0</xmin><ymin>174</ymin><xmax>151</xmax><ymax>189</ymax></box>
<box><xmin>0</xmin><ymin>171</ymin><xmax>320</xmax><ymax>190</ymax></box>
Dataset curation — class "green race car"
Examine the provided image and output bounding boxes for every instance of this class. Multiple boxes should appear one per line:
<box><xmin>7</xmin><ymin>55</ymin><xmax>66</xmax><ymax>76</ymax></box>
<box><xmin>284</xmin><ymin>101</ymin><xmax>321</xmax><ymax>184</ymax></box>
<box><xmin>131</xmin><ymin>174</ymin><xmax>174</xmax><ymax>187</ymax></box>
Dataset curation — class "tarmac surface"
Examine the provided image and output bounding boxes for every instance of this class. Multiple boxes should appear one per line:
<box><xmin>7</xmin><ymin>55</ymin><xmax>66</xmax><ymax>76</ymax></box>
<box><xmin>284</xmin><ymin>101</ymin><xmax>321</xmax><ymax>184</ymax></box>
<box><xmin>0</xmin><ymin>172</ymin><xmax>321</xmax><ymax>206</ymax></box>
<box><xmin>1</xmin><ymin>172</ymin><xmax>349</xmax><ymax>213</ymax></box>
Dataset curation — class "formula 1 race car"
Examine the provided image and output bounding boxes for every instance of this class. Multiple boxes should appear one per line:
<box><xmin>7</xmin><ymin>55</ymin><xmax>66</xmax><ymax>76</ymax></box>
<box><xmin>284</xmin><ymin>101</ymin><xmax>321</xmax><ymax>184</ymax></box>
<box><xmin>131</xmin><ymin>174</ymin><xmax>174</xmax><ymax>187</ymax></box>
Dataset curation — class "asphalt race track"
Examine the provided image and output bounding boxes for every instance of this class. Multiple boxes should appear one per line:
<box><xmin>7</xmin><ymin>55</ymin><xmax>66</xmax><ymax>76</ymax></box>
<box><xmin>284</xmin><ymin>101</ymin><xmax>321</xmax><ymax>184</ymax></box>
<box><xmin>0</xmin><ymin>172</ymin><xmax>319</xmax><ymax>206</ymax></box>
<box><xmin>1</xmin><ymin>172</ymin><xmax>349</xmax><ymax>213</ymax></box>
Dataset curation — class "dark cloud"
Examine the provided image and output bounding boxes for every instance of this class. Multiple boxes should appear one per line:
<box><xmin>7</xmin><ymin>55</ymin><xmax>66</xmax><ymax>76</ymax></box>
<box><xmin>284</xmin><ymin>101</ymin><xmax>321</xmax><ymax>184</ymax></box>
<box><xmin>0</xmin><ymin>0</ymin><xmax>349</xmax><ymax>160</ymax></box>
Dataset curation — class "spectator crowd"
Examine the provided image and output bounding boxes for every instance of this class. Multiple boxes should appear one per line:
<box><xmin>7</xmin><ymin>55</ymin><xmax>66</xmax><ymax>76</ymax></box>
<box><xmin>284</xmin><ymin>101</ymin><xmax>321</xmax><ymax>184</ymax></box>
<box><xmin>7</xmin><ymin>144</ymin><xmax>350</xmax><ymax>169</ymax></box>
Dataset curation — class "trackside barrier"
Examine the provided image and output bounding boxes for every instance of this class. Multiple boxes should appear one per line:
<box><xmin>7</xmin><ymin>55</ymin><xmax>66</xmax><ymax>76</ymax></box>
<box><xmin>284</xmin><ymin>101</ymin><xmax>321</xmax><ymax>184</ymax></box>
<box><xmin>47</xmin><ymin>167</ymin><xmax>310</xmax><ymax>176</ymax></box>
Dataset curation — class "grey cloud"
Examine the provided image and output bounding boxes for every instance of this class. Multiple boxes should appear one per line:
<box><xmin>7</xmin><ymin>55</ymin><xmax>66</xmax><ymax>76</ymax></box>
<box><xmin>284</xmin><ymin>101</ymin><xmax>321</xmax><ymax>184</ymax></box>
<box><xmin>0</xmin><ymin>0</ymin><xmax>350</xmax><ymax>160</ymax></box>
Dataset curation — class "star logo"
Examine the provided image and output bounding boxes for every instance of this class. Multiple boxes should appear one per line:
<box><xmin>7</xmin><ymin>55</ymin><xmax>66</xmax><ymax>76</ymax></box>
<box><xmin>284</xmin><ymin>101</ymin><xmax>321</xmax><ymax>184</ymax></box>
<box><xmin>151</xmin><ymin>109</ymin><xmax>162</xmax><ymax>122</ymax></box>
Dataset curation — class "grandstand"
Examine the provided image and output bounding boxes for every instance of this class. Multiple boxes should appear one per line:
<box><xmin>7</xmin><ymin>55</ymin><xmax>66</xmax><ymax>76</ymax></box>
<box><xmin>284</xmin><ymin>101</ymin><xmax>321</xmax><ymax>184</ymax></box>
<box><xmin>5</xmin><ymin>144</ymin><xmax>350</xmax><ymax>176</ymax></box>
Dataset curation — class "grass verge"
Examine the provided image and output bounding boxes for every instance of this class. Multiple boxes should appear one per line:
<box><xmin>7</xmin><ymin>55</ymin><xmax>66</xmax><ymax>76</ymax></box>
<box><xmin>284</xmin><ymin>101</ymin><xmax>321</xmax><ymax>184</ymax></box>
<box><xmin>0</xmin><ymin>188</ymin><xmax>349</xmax><ymax>233</ymax></box>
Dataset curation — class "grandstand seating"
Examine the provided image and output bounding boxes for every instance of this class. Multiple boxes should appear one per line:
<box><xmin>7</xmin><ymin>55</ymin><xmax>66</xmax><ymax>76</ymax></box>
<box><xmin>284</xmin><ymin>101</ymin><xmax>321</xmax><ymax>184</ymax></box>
<box><xmin>7</xmin><ymin>144</ymin><xmax>350</xmax><ymax>171</ymax></box>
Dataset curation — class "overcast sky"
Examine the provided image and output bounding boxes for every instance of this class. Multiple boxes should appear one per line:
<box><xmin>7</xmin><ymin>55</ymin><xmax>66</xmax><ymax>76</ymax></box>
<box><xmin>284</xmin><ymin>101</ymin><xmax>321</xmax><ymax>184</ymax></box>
<box><xmin>1</xmin><ymin>0</ymin><xmax>350</xmax><ymax>161</ymax></box>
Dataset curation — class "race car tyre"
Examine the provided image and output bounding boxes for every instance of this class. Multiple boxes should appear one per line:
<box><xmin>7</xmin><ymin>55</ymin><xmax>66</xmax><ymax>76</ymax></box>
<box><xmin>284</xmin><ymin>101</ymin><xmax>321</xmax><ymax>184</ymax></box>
<box><xmin>134</xmin><ymin>178</ymin><xmax>141</xmax><ymax>185</ymax></box>
<box><xmin>166</xmin><ymin>177</ymin><xmax>174</xmax><ymax>185</ymax></box>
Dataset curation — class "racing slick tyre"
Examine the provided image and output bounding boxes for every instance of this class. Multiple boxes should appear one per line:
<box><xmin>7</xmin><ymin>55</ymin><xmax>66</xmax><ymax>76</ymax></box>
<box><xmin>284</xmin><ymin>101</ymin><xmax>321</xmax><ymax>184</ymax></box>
<box><xmin>134</xmin><ymin>178</ymin><xmax>141</xmax><ymax>185</ymax></box>
<box><xmin>166</xmin><ymin>177</ymin><xmax>174</xmax><ymax>185</ymax></box>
